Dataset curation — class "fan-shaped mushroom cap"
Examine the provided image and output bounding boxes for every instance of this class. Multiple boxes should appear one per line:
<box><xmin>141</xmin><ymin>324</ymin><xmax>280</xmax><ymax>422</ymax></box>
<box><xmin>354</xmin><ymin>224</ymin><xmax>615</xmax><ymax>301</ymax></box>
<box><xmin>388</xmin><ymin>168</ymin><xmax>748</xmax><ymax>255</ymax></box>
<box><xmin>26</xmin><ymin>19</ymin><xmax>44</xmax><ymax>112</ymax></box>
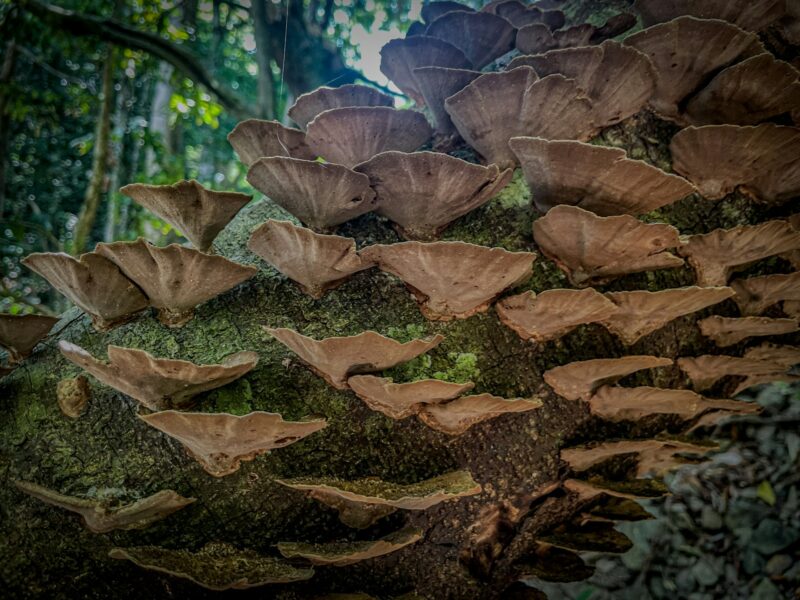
<box><xmin>109</xmin><ymin>542</ymin><xmax>314</xmax><ymax>590</ymax></box>
<box><xmin>0</xmin><ymin>314</ymin><xmax>58</xmax><ymax>364</ymax></box>
<box><xmin>119</xmin><ymin>180</ymin><xmax>251</xmax><ymax>253</ymax></box>
<box><xmin>288</xmin><ymin>84</ymin><xmax>394</xmax><ymax>130</ymax></box>
<box><xmin>493</xmin><ymin>1</ymin><xmax>565</xmax><ymax>29</ymax></box>
<box><xmin>510</xmin><ymin>137</ymin><xmax>694</xmax><ymax>216</ymax></box>
<box><xmin>425</xmin><ymin>11</ymin><xmax>516</xmax><ymax>69</ymax></box>
<box><xmin>347</xmin><ymin>375</ymin><xmax>475</xmax><ymax>419</ymax></box>
<box><xmin>677</xmin><ymin>220</ymin><xmax>800</xmax><ymax>286</ymax></box>
<box><xmin>730</xmin><ymin>272</ymin><xmax>800</xmax><ymax>316</ymax></box>
<box><xmin>623</xmin><ymin>17</ymin><xmax>764</xmax><ymax>120</ymax></box>
<box><xmin>227</xmin><ymin>119</ymin><xmax>313</xmax><ymax>167</ymax></box>
<box><xmin>532</xmin><ymin>205</ymin><xmax>683</xmax><ymax>287</ymax></box>
<box><xmin>22</xmin><ymin>251</ymin><xmax>148</xmax><ymax>331</ymax></box>
<box><xmin>305</xmin><ymin>107</ymin><xmax>432</xmax><ymax>169</ymax></box>
<box><xmin>14</xmin><ymin>481</ymin><xmax>194</xmax><ymax>534</ymax></box>
<box><xmin>58</xmin><ymin>341</ymin><xmax>258</xmax><ymax>411</ymax></box>
<box><xmin>698</xmin><ymin>315</ymin><xmax>800</xmax><ymax>347</ymax></box>
<box><xmin>95</xmin><ymin>239</ymin><xmax>256</xmax><ymax>327</ymax></box>
<box><xmin>354</xmin><ymin>151</ymin><xmax>513</xmax><ymax>240</ymax></box>
<box><xmin>412</xmin><ymin>66</ymin><xmax>481</xmax><ymax>135</ymax></box>
<box><xmin>670</xmin><ymin>124</ymin><xmax>800</xmax><ymax>204</ymax></box>
<box><xmin>496</xmin><ymin>289</ymin><xmax>618</xmax><ymax>343</ymax></box>
<box><xmin>600</xmin><ymin>287</ymin><xmax>735</xmax><ymax>345</ymax></box>
<box><xmin>360</xmin><ymin>241</ymin><xmax>535</xmax><ymax>320</ymax></box>
<box><xmin>421</xmin><ymin>1</ymin><xmax>474</xmax><ymax>24</ymax></box>
<box><xmin>444</xmin><ymin>69</ymin><xmax>596</xmax><ymax>168</ymax></box>
<box><xmin>140</xmin><ymin>411</ymin><xmax>327</xmax><ymax>477</ymax></box>
<box><xmin>277</xmin><ymin>528</ymin><xmax>422</xmax><ymax>566</ymax></box>
<box><xmin>246</xmin><ymin>157</ymin><xmax>375</xmax><ymax>232</ymax></box>
<box><xmin>544</xmin><ymin>356</ymin><xmax>673</xmax><ymax>401</ymax></box>
<box><xmin>744</xmin><ymin>343</ymin><xmax>800</xmax><ymax>367</ymax></box>
<box><xmin>677</xmin><ymin>354</ymin><xmax>794</xmax><ymax>392</ymax></box>
<box><xmin>247</xmin><ymin>220</ymin><xmax>372</xmax><ymax>298</ymax></box>
<box><xmin>563</xmin><ymin>439</ymin><xmax>712</xmax><ymax>478</ymax></box>
<box><xmin>418</xmin><ymin>393</ymin><xmax>543</xmax><ymax>435</ymax></box>
<box><xmin>634</xmin><ymin>0</ymin><xmax>786</xmax><ymax>32</ymax></box>
<box><xmin>514</xmin><ymin>23</ymin><xmax>558</xmax><ymax>55</ymax></box>
<box><xmin>265</xmin><ymin>328</ymin><xmax>444</xmax><ymax>389</ymax></box>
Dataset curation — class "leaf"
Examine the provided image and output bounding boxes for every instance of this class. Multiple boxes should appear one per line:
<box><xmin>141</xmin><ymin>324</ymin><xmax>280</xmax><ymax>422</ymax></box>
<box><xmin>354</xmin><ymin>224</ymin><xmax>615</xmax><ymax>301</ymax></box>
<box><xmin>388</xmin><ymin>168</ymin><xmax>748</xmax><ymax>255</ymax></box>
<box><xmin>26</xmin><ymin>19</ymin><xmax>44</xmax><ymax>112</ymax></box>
<box><xmin>757</xmin><ymin>481</ymin><xmax>776</xmax><ymax>506</ymax></box>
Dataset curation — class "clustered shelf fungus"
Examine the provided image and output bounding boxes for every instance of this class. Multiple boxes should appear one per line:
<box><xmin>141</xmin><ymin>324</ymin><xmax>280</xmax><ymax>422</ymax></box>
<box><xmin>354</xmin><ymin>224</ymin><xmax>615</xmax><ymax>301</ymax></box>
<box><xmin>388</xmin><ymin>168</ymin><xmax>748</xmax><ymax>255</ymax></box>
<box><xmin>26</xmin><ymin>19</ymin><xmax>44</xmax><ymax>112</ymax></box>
<box><xmin>0</xmin><ymin>313</ymin><xmax>59</xmax><ymax>365</ymax></box>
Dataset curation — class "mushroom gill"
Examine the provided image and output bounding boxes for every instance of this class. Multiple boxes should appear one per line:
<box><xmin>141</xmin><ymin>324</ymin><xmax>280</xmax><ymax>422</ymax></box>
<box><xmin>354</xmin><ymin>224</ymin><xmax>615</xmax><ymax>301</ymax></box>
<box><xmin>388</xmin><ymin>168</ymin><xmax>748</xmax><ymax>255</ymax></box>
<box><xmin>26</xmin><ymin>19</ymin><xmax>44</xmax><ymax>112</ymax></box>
<box><xmin>227</xmin><ymin>119</ymin><xmax>313</xmax><ymax>167</ymax></box>
<box><xmin>0</xmin><ymin>314</ymin><xmax>59</xmax><ymax>364</ymax></box>
<box><xmin>543</xmin><ymin>356</ymin><xmax>673</xmax><ymax>401</ymax></box>
<box><xmin>418</xmin><ymin>393</ymin><xmax>543</xmax><ymax>435</ymax></box>
<box><xmin>424</xmin><ymin>11</ymin><xmax>516</xmax><ymax>69</ymax></box>
<box><xmin>288</xmin><ymin>84</ymin><xmax>394</xmax><ymax>130</ymax></box>
<box><xmin>277</xmin><ymin>528</ymin><xmax>422</xmax><ymax>566</ymax></box>
<box><xmin>698</xmin><ymin>315</ymin><xmax>800</xmax><ymax>347</ymax></box>
<box><xmin>347</xmin><ymin>375</ymin><xmax>475</xmax><ymax>419</ymax></box>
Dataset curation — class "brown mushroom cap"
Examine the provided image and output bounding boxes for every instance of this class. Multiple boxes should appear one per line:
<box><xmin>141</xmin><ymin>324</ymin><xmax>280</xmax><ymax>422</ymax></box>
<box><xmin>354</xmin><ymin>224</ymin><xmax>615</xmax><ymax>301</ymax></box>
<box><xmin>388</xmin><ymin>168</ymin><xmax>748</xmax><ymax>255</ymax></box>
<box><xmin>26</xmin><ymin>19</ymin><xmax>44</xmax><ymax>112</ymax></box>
<box><xmin>247</xmin><ymin>220</ymin><xmax>372</xmax><ymax>299</ymax></box>
<box><xmin>422</xmin><ymin>1</ymin><xmax>474</xmax><ymax>23</ymax></box>
<box><xmin>418</xmin><ymin>393</ymin><xmax>543</xmax><ymax>435</ymax></box>
<box><xmin>563</xmin><ymin>439</ymin><xmax>712</xmax><ymax>478</ymax></box>
<box><xmin>677</xmin><ymin>354</ymin><xmax>794</xmax><ymax>392</ymax></box>
<box><xmin>411</xmin><ymin>66</ymin><xmax>482</xmax><ymax>134</ymax></box>
<box><xmin>532</xmin><ymin>205</ymin><xmax>683</xmax><ymax>287</ymax></box>
<box><xmin>0</xmin><ymin>314</ymin><xmax>59</xmax><ymax>364</ymax></box>
<box><xmin>354</xmin><ymin>151</ymin><xmax>513</xmax><ymax>240</ymax></box>
<box><xmin>744</xmin><ymin>343</ymin><xmax>800</xmax><ymax>367</ymax></box>
<box><xmin>698</xmin><ymin>315</ymin><xmax>800</xmax><ymax>347</ymax></box>
<box><xmin>496</xmin><ymin>288</ymin><xmax>618</xmax><ymax>343</ymax></box>
<box><xmin>119</xmin><ymin>180</ymin><xmax>251</xmax><ymax>253</ymax></box>
<box><xmin>288</xmin><ymin>84</ymin><xmax>394</xmax><ymax>130</ymax></box>
<box><xmin>510</xmin><ymin>137</ymin><xmax>694</xmax><ymax>216</ymax></box>
<box><xmin>265</xmin><ymin>327</ymin><xmax>444</xmax><ymax>389</ymax></box>
<box><xmin>543</xmin><ymin>356</ymin><xmax>673</xmax><ymax>401</ymax></box>
<box><xmin>140</xmin><ymin>410</ymin><xmax>327</xmax><ymax>477</ymax></box>
<box><xmin>600</xmin><ymin>286</ymin><xmax>735</xmax><ymax>345</ymax></box>
<box><xmin>634</xmin><ymin>0</ymin><xmax>786</xmax><ymax>32</ymax></box>
<box><xmin>514</xmin><ymin>23</ymin><xmax>559</xmax><ymax>55</ymax></box>
<box><xmin>58</xmin><ymin>341</ymin><xmax>258</xmax><ymax>411</ymax></box>
<box><xmin>14</xmin><ymin>481</ymin><xmax>194</xmax><ymax>534</ymax></box>
<box><xmin>95</xmin><ymin>239</ymin><xmax>257</xmax><ymax>327</ymax></box>
<box><xmin>227</xmin><ymin>119</ymin><xmax>314</xmax><ymax>167</ymax></box>
<box><xmin>730</xmin><ymin>271</ymin><xmax>800</xmax><ymax>316</ymax></box>
<box><xmin>493</xmin><ymin>1</ymin><xmax>565</xmax><ymax>29</ymax></box>
<box><xmin>57</xmin><ymin>375</ymin><xmax>90</xmax><ymax>418</ymax></box>
<box><xmin>425</xmin><ymin>11</ymin><xmax>516</xmax><ymax>69</ymax></box>
<box><xmin>360</xmin><ymin>241</ymin><xmax>536</xmax><ymax>320</ymax></box>
<box><xmin>347</xmin><ymin>375</ymin><xmax>475</xmax><ymax>419</ymax></box>
<box><xmin>21</xmin><ymin>251</ymin><xmax>148</xmax><ymax>331</ymax></box>
<box><xmin>277</xmin><ymin>528</ymin><xmax>422</xmax><ymax>567</ymax></box>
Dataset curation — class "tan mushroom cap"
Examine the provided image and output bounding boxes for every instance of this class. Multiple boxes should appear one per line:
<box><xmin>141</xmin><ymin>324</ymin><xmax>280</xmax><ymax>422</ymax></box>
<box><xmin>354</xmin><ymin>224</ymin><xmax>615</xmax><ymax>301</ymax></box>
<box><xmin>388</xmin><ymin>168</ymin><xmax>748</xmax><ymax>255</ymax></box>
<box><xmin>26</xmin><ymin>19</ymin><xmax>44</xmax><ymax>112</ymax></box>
<box><xmin>698</xmin><ymin>315</ymin><xmax>800</xmax><ymax>347</ymax></box>
<box><xmin>444</xmin><ymin>69</ymin><xmax>596</xmax><ymax>168</ymax></box>
<box><xmin>347</xmin><ymin>375</ymin><xmax>475</xmax><ymax>419</ymax></box>
<box><xmin>677</xmin><ymin>220</ymin><xmax>800</xmax><ymax>286</ymax></box>
<box><xmin>730</xmin><ymin>272</ymin><xmax>800</xmax><ymax>316</ymax></box>
<box><xmin>360</xmin><ymin>241</ymin><xmax>536</xmax><ymax>320</ymax></box>
<box><xmin>786</xmin><ymin>214</ymin><xmax>800</xmax><ymax>269</ymax></box>
<box><xmin>354</xmin><ymin>151</ymin><xmax>513</xmax><ymax>240</ymax></box>
<box><xmin>623</xmin><ymin>17</ymin><xmax>764</xmax><ymax>120</ymax></box>
<box><xmin>119</xmin><ymin>180</ymin><xmax>251</xmax><ymax>252</ymax></box>
<box><xmin>58</xmin><ymin>341</ymin><xmax>258</xmax><ymax>411</ymax></box>
<box><xmin>634</xmin><ymin>0</ymin><xmax>786</xmax><ymax>32</ymax></box>
<box><xmin>532</xmin><ymin>205</ymin><xmax>683</xmax><ymax>287</ymax></box>
<box><xmin>496</xmin><ymin>288</ymin><xmax>618</xmax><ymax>343</ymax></box>
<box><xmin>563</xmin><ymin>439</ymin><xmax>712</xmax><ymax>478</ymax></box>
<box><xmin>677</xmin><ymin>354</ymin><xmax>794</xmax><ymax>392</ymax></box>
<box><xmin>510</xmin><ymin>137</ymin><xmax>694</xmax><ymax>216</ymax></box>
<box><xmin>422</xmin><ymin>1</ymin><xmax>474</xmax><ymax>23</ymax></box>
<box><xmin>514</xmin><ymin>23</ymin><xmax>559</xmax><ymax>55</ymax></box>
<box><xmin>57</xmin><ymin>375</ymin><xmax>90</xmax><ymax>418</ymax></box>
<box><xmin>227</xmin><ymin>119</ymin><xmax>314</xmax><ymax>167</ymax></box>
<box><xmin>543</xmin><ymin>356</ymin><xmax>673</xmax><ymax>401</ymax></box>
<box><xmin>247</xmin><ymin>220</ymin><xmax>372</xmax><ymax>299</ymax></box>
<box><xmin>95</xmin><ymin>239</ymin><xmax>256</xmax><ymax>327</ymax></box>
<box><xmin>246</xmin><ymin>157</ymin><xmax>375</xmax><ymax>232</ymax></box>
<box><xmin>600</xmin><ymin>286</ymin><xmax>735</xmax><ymax>346</ymax></box>
<box><xmin>425</xmin><ymin>11</ymin><xmax>516</xmax><ymax>69</ymax></box>
<box><xmin>670</xmin><ymin>124</ymin><xmax>800</xmax><ymax>204</ymax></box>
<box><xmin>288</xmin><ymin>84</ymin><xmax>394</xmax><ymax>130</ymax></box>
<box><xmin>265</xmin><ymin>327</ymin><xmax>444</xmax><ymax>389</ymax></box>
<box><xmin>277</xmin><ymin>528</ymin><xmax>422</xmax><ymax>567</ymax></box>
<box><xmin>14</xmin><ymin>481</ymin><xmax>194</xmax><ymax>534</ymax></box>
<box><xmin>305</xmin><ymin>107</ymin><xmax>433</xmax><ymax>169</ymax></box>
<box><xmin>140</xmin><ymin>410</ymin><xmax>327</xmax><ymax>477</ymax></box>
<box><xmin>744</xmin><ymin>343</ymin><xmax>800</xmax><ymax>367</ymax></box>
<box><xmin>418</xmin><ymin>393</ymin><xmax>543</xmax><ymax>435</ymax></box>
<box><xmin>0</xmin><ymin>314</ymin><xmax>59</xmax><ymax>364</ymax></box>
<box><xmin>412</xmin><ymin>66</ymin><xmax>482</xmax><ymax>134</ymax></box>
<box><xmin>22</xmin><ymin>251</ymin><xmax>148</xmax><ymax>331</ymax></box>
<box><xmin>494</xmin><ymin>1</ymin><xmax>565</xmax><ymax>29</ymax></box>
<box><xmin>109</xmin><ymin>542</ymin><xmax>314</xmax><ymax>590</ymax></box>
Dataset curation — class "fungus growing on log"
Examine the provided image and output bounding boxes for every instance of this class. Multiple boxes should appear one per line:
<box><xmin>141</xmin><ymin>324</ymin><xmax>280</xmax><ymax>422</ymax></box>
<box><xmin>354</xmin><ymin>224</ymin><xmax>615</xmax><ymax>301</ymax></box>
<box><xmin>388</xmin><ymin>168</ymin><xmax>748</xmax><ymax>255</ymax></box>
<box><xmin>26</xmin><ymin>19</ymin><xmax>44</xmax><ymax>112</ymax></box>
<box><xmin>247</xmin><ymin>220</ymin><xmax>372</xmax><ymax>298</ymax></box>
<box><xmin>412</xmin><ymin>66</ymin><xmax>482</xmax><ymax>135</ymax></box>
<box><xmin>744</xmin><ymin>343</ymin><xmax>800</xmax><ymax>367</ymax></box>
<box><xmin>14</xmin><ymin>481</ymin><xmax>194</xmax><ymax>533</ymax></box>
<box><xmin>360</xmin><ymin>241</ymin><xmax>535</xmax><ymax>320</ymax></box>
<box><xmin>0</xmin><ymin>314</ymin><xmax>58</xmax><ymax>364</ymax></box>
<box><xmin>265</xmin><ymin>328</ymin><xmax>444</xmax><ymax>389</ymax></box>
<box><xmin>516</xmin><ymin>542</ymin><xmax>595</xmax><ymax>583</ymax></box>
<box><xmin>634</xmin><ymin>0</ymin><xmax>786</xmax><ymax>32</ymax></box>
<box><xmin>538</xmin><ymin>518</ymin><xmax>634</xmax><ymax>554</ymax></box>
<box><xmin>421</xmin><ymin>0</ymin><xmax>474</xmax><ymax>24</ymax></box>
<box><xmin>347</xmin><ymin>375</ymin><xmax>475</xmax><ymax>419</ymax></box>
<box><xmin>58</xmin><ymin>341</ymin><xmax>258</xmax><ymax>411</ymax></box>
<box><xmin>95</xmin><ymin>239</ymin><xmax>256</xmax><ymax>327</ymax></box>
<box><xmin>109</xmin><ymin>542</ymin><xmax>314</xmax><ymax>590</ymax></box>
<box><xmin>418</xmin><ymin>393</ymin><xmax>543</xmax><ymax>435</ymax></box>
<box><xmin>543</xmin><ymin>356</ymin><xmax>673</xmax><ymax>401</ymax></box>
<box><xmin>532</xmin><ymin>205</ymin><xmax>683</xmax><ymax>287</ymax></box>
<box><xmin>139</xmin><ymin>411</ymin><xmax>327</xmax><ymax>477</ymax></box>
<box><xmin>288</xmin><ymin>84</ymin><xmax>394</xmax><ymax>130</ymax></box>
<box><xmin>730</xmin><ymin>272</ymin><xmax>800</xmax><ymax>316</ymax></box>
<box><xmin>677</xmin><ymin>354</ymin><xmax>796</xmax><ymax>394</ymax></box>
<box><xmin>510</xmin><ymin>137</ymin><xmax>694</xmax><ymax>216</ymax></box>
<box><xmin>226</xmin><ymin>119</ymin><xmax>313</xmax><ymax>167</ymax></box>
<box><xmin>56</xmin><ymin>375</ymin><xmax>90</xmax><ymax>418</ymax></box>
<box><xmin>493</xmin><ymin>1</ymin><xmax>564</xmax><ymax>29</ymax></box>
<box><xmin>515</xmin><ymin>14</ymin><xmax>636</xmax><ymax>55</ymax></box>
<box><xmin>425</xmin><ymin>11</ymin><xmax>516</xmax><ymax>69</ymax></box>
<box><xmin>277</xmin><ymin>528</ymin><xmax>422</xmax><ymax>566</ymax></box>
<box><xmin>21</xmin><ymin>251</ymin><xmax>148</xmax><ymax>331</ymax></box>
<box><xmin>354</xmin><ymin>151</ymin><xmax>513</xmax><ymax>240</ymax></box>
<box><xmin>698</xmin><ymin>316</ymin><xmax>800</xmax><ymax>347</ymax></box>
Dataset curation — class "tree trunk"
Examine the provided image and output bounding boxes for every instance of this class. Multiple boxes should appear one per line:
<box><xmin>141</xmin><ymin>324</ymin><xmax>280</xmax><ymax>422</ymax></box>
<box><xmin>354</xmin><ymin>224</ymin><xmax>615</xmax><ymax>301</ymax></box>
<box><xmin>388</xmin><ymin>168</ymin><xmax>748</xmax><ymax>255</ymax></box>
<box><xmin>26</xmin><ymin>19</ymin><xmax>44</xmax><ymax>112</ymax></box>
<box><xmin>0</xmin><ymin>39</ymin><xmax>18</xmax><ymax>219</ymax></box>
<box><xmin>144</xmin><ymin>61</ymin><xmax>174</xmax><ymax>178</ymax></box>
<box><xmin>251</xmin><ymin>0</ymin><xmax>276</xmax><ymax>119</ymax></box>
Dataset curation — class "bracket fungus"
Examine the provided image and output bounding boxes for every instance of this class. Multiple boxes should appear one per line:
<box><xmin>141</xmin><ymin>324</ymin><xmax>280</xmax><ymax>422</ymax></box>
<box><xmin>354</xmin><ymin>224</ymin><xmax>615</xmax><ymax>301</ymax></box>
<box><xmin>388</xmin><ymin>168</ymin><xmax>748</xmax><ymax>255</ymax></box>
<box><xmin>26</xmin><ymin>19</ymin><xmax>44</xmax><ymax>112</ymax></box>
<box><xmin>56</xmin><ymin>375</ymin><xmax>90</xmax><ymax>418</ymax></box>
<box><xmin>139</xmin><ymin>410</ymin><xmax>327</xmax><ymax>477</ymax></box>
<box><xmin>287</xmin><ymin>84</ymin><xmax>394</xmax><ymax>130</ymax></box>
<box><xmin>95</xmin><ymin>239</ymin><xmax>256</xmax><ymax>327</ymax></box>
<box><xmin>247</xmin><ymin>220</ymin><xmax>372</xmax><ymax>298</ymax></box>
<box><xmin>510</xmin><ymin>137</ymin><xmax>694</xmax><ymax>216</ymax></box>
<box><xmin>418</xmin><ymin>393</ymin><xmax>543</xmax><ymax>436</ymax></box>
<box><xmin>360</xmin><ymin>241</ymin><xmax>535</xmax><ymax>320</ymax></box>
<box><xmin>21</xmin><ymin>251</ymin><xmax>148</xmax><ymax>331</ymax></box>
<box><xmin>634</xmin><ymin>0</ymin><xmax>787</xmax><ymax>32</ymax></box>
<box><xmin>0</xmin><ymin>313</ymin><xmax>59</xmax><ymax>364</ymax></box>
<box><xmin>354</xmin><ymin>151</ymin><xmax>513</xmax><ymax>240</ymax></box>
<box><xmin>265</xmin><ymin>328</ymin><xmax>444</xmax><ymax>389</ymax></box>
<box><xmin>492</xmin><ymin>1</ymin><xmax>564</xmax><ymax>29</ymax></box>
<box><xmin>515</xmin><ymin>14</ymin><xmax>636</xmax><ymax>55</ymax></box>
<box><xmin>412</xmin><ymin>66</ymin><xmax>482</xmax><ymax>135</ymax></box>
<box><xmin>277</xmin><ymin>528</ymin><xmax>422</xmax><ymax>566</ymax></box>
<box><xmin>347</xmin><ymin>375</ymin><xmax>475</xmax><ymax>419</ymax></box>
<box><xmin>677</xmin><ymin>354</ymin><xmax>797</xmax><ymax>394</ymax></box>
<box><xmin>543</xmin><ymin>356</ymin><xmax>673</xmax><ymax>401</ymax></box>
<box><xmin>109</xmin><ymin>542</ymin><xmax>314</xmax><ymax>590</ymax></box>
<box><xmin>730</xmin><ymin>272</ymin><xmax>800</xmax><ymax>316</ymax></box>
<box><xmin>421</xmin><ymin>0</ymin><xmax>474</xmax><ymax>24</ymax></box>
<box><xmin>58</xmin><ymin>341</ymin><xmax>258</xmax><ymax>411</ymax></box>
<box><xmin>744</xmin><ymin>343</ymin><xmax>800</xmax><ymax>367</ymax></box>
<box><xmin>14</xmin><ymin>481</ymin><xmax>194</xmax><ymax>533</ymax></box>
<box><xmin>698</xmin><ymin>316</ymin><xmax>800</xmax><ymax>347</ymax></box>
<box><xmin>119</xmin><ymin>180</ymin><xmax>251</xmax><ymax>253</ymax></box>
<box><xmin>532</xmin><ymin>205</ymin><xmax>683</xmax><ymax>287</ymax></box>
<box><xmin>227</xmin><ymin>119</ymin><xmax>314</xmax><ymax>167</ymax></box>
<box><xmin>424</xmin><ymin>11</ymin><xmax>516</xmax><ymax>69</ymax></box>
